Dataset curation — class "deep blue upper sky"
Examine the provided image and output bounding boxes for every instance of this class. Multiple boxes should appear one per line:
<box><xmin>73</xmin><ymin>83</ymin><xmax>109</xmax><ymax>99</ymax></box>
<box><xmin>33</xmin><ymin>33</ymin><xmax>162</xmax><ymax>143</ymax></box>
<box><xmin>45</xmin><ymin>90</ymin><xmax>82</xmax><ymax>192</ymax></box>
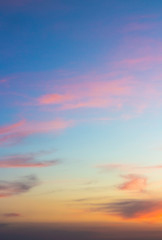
<box><xmin>0</xmin><ymin>0</ymin><xmax>161</xmax><ymax>75</ymax></box>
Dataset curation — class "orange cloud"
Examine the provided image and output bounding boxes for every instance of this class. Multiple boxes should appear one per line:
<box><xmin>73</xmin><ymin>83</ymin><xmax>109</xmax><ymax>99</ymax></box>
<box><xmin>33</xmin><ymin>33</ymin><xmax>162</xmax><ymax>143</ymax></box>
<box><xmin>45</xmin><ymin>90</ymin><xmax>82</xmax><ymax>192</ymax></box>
<box><xmin>118</xmin><ymin>174</ymin><xmax>147</xmax><ymax>192</ymax></box>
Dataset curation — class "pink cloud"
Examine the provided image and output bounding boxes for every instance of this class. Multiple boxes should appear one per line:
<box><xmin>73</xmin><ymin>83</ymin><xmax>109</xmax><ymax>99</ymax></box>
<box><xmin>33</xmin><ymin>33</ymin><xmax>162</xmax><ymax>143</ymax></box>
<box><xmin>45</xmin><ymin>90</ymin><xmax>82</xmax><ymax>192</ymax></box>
<box><xmin>37</xmin><ymin>77</ymin><xmax>133</xmax><ymax>110</ymax></box>
<box><xmin>38</xmin><ymin>93</ymin><xmax>74</xmax><ymax>105</ymax></box>
<box><xmin>117</xmin><ymin>56</ymin><xmax>162</xmax><ymax>71</ymax></box>
<box><xmin>25</xmin><ymin>119</ymin><xmax>73</xmax><ymax>133</ymax></box>
<box><xmin>139</xmin><ymin>165</ymin><xmax>162</xmax><ymax>170</ymax></box>
<box><xmin>112</xmin><ymin>35</ymin><xmax>162</xmax><ymax>74</ymax></box>
<box><xmin>0</xmin><ymin>78</ymin><xmax>8</xmax><ymax>84</ymax></box>
<box><xmin>0</xmin><ymin>120</ymin><xmax>25</xmax><ymax>135</ymax></box>
<box><xmin>34</xmin><ymin>64</ymin><xmax>162</xmax><ymax>116</ymax></box>
<box><xmin>0</xmin><ymin>119</ymin><xmax>73</xmax><ymax>145</ymax></box>
<box><xmin>9</xmin><ymin>53</ymin><xmax>162</xmax><ymax>119</ymax></box>
<box><xmin>118</xmin><ymin>174</ymin><xmax>147</xmax><ymax>192</ymax></box>
<box><xmin>0</xmin><ymin>132</ymin><xmax>29</xmax><ymax>145</ymax></box>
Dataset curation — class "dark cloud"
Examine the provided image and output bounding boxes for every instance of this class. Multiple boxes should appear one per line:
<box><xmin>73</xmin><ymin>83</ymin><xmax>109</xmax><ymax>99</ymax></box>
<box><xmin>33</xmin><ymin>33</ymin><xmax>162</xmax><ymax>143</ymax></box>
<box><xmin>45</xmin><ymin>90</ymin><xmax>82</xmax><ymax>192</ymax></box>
<box><xmin>92</xmin><ymin>199</ymin><xmax>162</xmax><ymax>219</ymax></box>
<box><xmin>0</xmin><ymin>175</ymin><xmax>39</xmax><ymax>198</ymax></box>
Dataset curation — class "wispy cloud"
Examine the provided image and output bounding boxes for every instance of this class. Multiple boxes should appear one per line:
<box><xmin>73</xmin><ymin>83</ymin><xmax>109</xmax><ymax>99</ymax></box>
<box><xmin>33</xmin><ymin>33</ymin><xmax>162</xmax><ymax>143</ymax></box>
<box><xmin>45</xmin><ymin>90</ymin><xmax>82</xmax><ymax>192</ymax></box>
<box><xmin>0</xmin><ymin>120</ymin><xmax>25</xmax><ymax>135</ymax></box>
<box><xmin>96</xmin><ymin>164</ymin><xmax>133</xmax><ymax>172</ymax></box>
<box><xmin>116</xmin><ymin>55</ymin><xmax>162</xmax><ymax>71</ymax></box>
<box><xmin>37</xmin><ymin>77</ymin><xmax>133</xmax><ymax>110</ymax></box>
<box><xmin>0</xmin><ymin>119</ymin><xmax>73</xmax><ymax>145</ymax></box>
<box><xmin>0</xmin><ymin>175</ymin><xmax>39</xmax><ymax>198</ymax></box>
<box><xmin>96</xmin><ymin>163</ymin><xmax>162</xmax><ymax>173</ymax></box>
<box><xmin>33</xmin><ymin>66</ymin><xmax>162</xmax><ymax>118</ymax></box>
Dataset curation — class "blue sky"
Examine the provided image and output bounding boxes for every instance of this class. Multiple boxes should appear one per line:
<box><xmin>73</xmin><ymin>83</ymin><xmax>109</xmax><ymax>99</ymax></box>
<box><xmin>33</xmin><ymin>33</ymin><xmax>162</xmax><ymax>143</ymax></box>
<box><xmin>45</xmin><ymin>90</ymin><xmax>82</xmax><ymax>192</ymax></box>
<box><xmin>1</xmin><ymin>1</ymin><xmax>162</xmax><ymax>235</ymax></box>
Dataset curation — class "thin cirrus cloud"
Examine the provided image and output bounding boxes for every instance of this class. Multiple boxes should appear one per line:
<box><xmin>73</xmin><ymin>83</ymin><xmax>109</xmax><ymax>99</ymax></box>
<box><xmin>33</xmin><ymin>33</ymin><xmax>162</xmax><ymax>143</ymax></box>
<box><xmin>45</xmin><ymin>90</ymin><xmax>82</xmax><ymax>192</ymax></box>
<box><xmin>0</xmin><ymin>153</ymin><xmax>60</xmax><ymax>168</ymax></box>
<box><xmin>118</xmin><ymin>174</ymin><xmax>147</xmax><ymax>192</ymax></box>
<box><xmin>0</xmin><ymin>120</ymin><xmax>25</xmax><ymax>135</ymax></box>
<box><xmin>0</xmin><ymin>175</ymin><xmax>39</xmax><ymax>198</ymax></box>
<box><xmin>96</xmin><ymin>164</ymin><xmax>133</xmax><ymax>172</ymax></box>
<box><xmin>96</xmin><ymin>163</ymin><xmax>162</xmax><ymax>173</ymax></box>
<box><xmin>37</xmin><ymin>77</ymin><xmax>134</xmax><ymax>110</ymax></box>
<box><xmin>35</xmin><ymin>68</ymin><xmax>162</xmax><ymax>115</ymax></box>
<box><xmin>0</xmin><ymin>118</ymin><xmax>73</xmax><ymax>145</ymax></box>
<box><xmin>93</xmin><ymin>199</ymin><xmax>162</xmax><ymax>221</ymax></box>
<box><xmin>116</xmin><ymin>55</ymin><xmax>162</xmax><ymax>71</ymax></box>
<box><xmin>112</xmin><ymin>34</ymin><xmax>162</xmax><ymax>73</ymax></box>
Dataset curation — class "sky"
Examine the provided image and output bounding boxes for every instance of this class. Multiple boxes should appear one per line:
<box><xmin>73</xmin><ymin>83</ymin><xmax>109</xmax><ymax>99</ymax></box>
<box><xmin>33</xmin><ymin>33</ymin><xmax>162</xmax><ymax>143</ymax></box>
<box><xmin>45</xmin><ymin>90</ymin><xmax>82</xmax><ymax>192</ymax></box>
<box><xmin>1</xmin><ymin>0</ymin><xmax>162</xmax><ymax>239</ymax></box>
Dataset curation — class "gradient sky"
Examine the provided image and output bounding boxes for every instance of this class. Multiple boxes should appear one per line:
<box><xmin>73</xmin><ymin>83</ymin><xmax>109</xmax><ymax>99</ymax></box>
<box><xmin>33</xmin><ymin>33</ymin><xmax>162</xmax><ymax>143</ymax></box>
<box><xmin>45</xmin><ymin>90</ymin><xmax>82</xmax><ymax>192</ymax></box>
<box><xmin>1</xmin><ymin>0</ymin><xmax>162</xmax><ymax>238</ymax></box>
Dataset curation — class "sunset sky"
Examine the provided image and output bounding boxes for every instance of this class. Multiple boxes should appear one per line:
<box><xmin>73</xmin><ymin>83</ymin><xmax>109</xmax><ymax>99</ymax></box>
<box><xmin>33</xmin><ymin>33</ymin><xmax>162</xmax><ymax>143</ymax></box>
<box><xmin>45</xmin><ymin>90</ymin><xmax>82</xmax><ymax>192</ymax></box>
<box><xmin>1</xmin><ymin>0</ymin><xmax>162</xmax><ymax>239</ymax></box>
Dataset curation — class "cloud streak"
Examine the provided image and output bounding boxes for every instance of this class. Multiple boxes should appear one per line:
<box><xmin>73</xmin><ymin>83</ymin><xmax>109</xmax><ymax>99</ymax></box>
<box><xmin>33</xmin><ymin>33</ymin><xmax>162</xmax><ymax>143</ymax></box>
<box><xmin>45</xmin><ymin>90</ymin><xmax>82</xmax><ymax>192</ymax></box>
<box><xmin>0</xmin><ymin>120</ymin><xmax>25</xmax><ymax>135</ymax></box>
<box><xmin>96</xmin><ymin>163</ymin><xmax>162</xmax><ymax>173</ymax></box>
<box><xmin>0</xmin><ymin>153</ymin><xmax>60</xmax><ymax>168</ymax></box>
<box><xmin>37</xmin><ymin>77</ymin><xmax>133</xmax><ymax>110</ymax></box>
<box><xmin>0</xmin><ymin>119</ymin><xmax>73</xmax><ymax>145</ymax></box>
